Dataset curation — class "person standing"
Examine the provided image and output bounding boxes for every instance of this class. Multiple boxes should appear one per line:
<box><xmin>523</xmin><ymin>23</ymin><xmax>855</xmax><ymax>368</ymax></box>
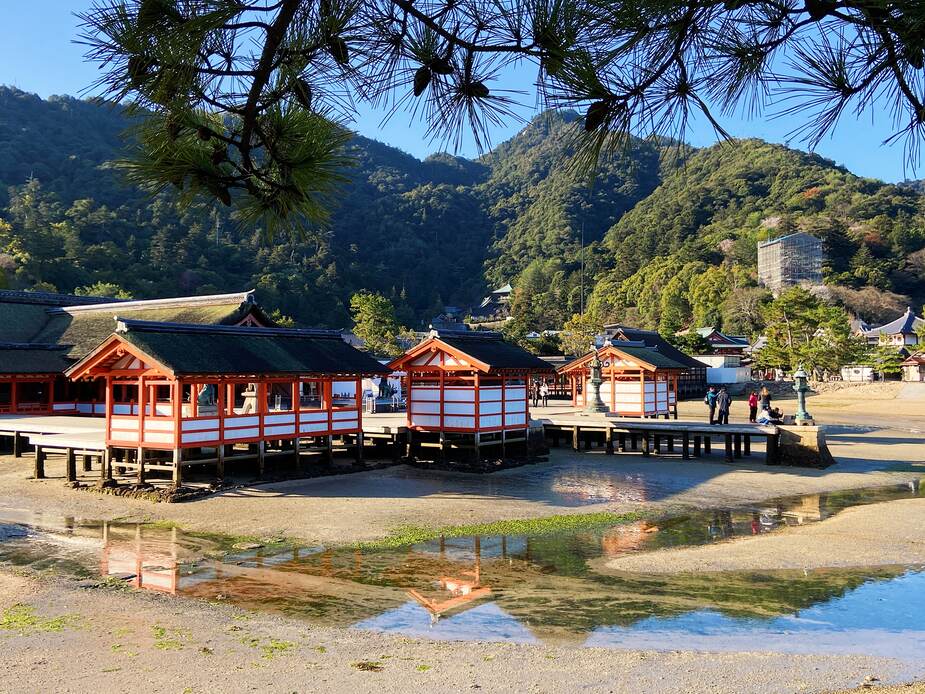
<box><xmin>716</xmin><ymin>387</ymin><xmax>731</xmax><ymax>425</ymax></box>
<box><xmin>747</xmin><ymin>390</ymin><xmax>759</xmax><ymax>423</ymax></box>
<box><xmin>760</xmin><ymin>385</ymin><xmax>772</xmax><ymax>411</ymax></box>
<box><xmin>540</xmin><ymin>380</ymin><xmax>549</xmax><ymax>407</ymax></box>
<box><xmin>704</xmin><ymin>386</ymin><xmax>718</xmax><ymax>424</ymax></box>
<box><xmin>532</xmin><ymin>380</ymin><xmax>540</xmax><ymax>408</ymax></box>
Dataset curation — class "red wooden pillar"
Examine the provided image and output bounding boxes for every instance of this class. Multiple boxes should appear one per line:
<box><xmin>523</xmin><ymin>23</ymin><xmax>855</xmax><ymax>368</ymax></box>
<box><xmin>473</xmin><ymin>372</ymin><xmax>481</xmax><ymax>432</ymax></box>
<box><xmin>104</xmin><ymin>376</ymin><xmax>112</xmax><ymax>443</ymax></box>
<box><xmin>173</xmin><ymin>379</ymin><xmax>182</xmax><ymax>451</ymax></box>
<box><xmin>438</xmin><ymin>370</ymin><xmax>445</xmax><ymax>430</ymax></box>
<box><xmin>10</xmin><ymin>380</ymin><xmax>17</xmax><ymax>414</ymax></box>
<box><xmin>610</xmin><ymin>368</ymin><xmax>616</xmax><ymax>414</ymax></box>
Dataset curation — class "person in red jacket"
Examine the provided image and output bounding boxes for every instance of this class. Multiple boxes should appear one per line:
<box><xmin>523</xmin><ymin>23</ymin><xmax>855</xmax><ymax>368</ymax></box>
<box><xmin>747</xmin><ymin>390</ymin><xmax>759</xmax><ymax>423</ymax></box>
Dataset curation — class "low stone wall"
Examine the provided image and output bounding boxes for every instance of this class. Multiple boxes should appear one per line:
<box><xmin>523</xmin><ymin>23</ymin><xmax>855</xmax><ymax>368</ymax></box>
<box><xmin>777</xmin><ymin>425</ymin><xmax>835</xmax><ymax>468</ymax></box>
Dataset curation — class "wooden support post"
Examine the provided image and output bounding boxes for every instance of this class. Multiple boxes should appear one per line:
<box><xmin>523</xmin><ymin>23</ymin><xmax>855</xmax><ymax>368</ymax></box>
<box><xmin>172</xmin><ymin>448</ymin><xmax>183</xmax><ymax>487</ymax></box>
<box><xmin>766</xmin><ymin>434</ymin><xmax>779</xmax><ymax>465</ymax></box>
<box><xmin>257</xmin><ymin>440</ymin><xmax>266</xmax><ymax>478</ymax></box>
<box><xmin>473</xmin><ymin>432</ymin><xmax>481</xmax><ymax>464</ymax></box>
<box><xmin>404</xmin><ymin>431</ymin><xmax>413</xmax><ymax>460</ymax></box>
<box><xmin>641</xmin><ymin>431</ymin><xmax>650</xmax><ymax>457</ymax></box>
<box><xmin>33</xmin><ymin>446</ymin><xmax>45</xmax><ymax>479</ymax></box>
<box><xmin>325</xmin><ymin>435</ymin><xmax>333</xmax><ymax>464</ymax></box>
<box><xmin>618</xmin><ymin>432</ymin><xmax>626</xmax><ymax>453</ymax></box>
<box><xmin>65</xmin><ymin>448</ymin><xmax>77</xmax><ymax>483</ymax></box>
<box><xmin>744</xmin><ymin>435</ymin><xmax>751</xmax><ymax>456</ymax></box>
<box><xmin>733</xmin><ymin>434</ymin><xmax>742</xmax><ymax>459</ymax></box>
<box><xmin>704</xmin><ymin>436</ymin><xmax>712</xmax><ymax>454</ymax></box>
<box><xmin>693</xmin><ymin>435</ymin><xmax>701</xmax><ymax>457</ymax></box>
<box><xmin>216</xmin><ymin>444</ymin><xmax>226</xmax><ymax>481</ymax></box>
<box><xmin>501</xmin><ymin>430</ymin><xmax>507</xmax><ymax>459</ymax></box>
<box><xmin>605</xmin><ymin>427</ymin><xmax>614</xmax><ymax>455</ymax></box>
<box><xmin>293</xmin><ymin>438</ymin><xmax>301</xmax><ymax>472</ymax></box>
<box><xmin>355</xmin><ymin>432</ymin><xmax>364</xmax><ymax>464</ymax></box>
<box><xmin>667</xmin><ymin>435</ymin><xmax>675</xmax><ymax>453</ymax></box>
<box><xmin>82</xmin><ymin>454</ymin><xmax>92</xmax><ymax>472</ymax></box>
<box><xmin>682</xmin><ymin>431</ymin><xmax>690</xmax><ymax>460</ymax></box>
<box><xmin>136</xmin><ymin>447</ymin><xmax>146</xmax><ymax>484</ymax></box>
<box><xmin>12</xmin><ymin>432</ymin><xmax>22</xmax><ymax>458</ymax></box>
<box><xmin>653</xmin><ymin>434</ymin><xmax>661</xmax><ymax>454</ymax></box>
<box><xmin>100</xmin><ymin>449</ymin><xmax>108</xmax><ymax>484</ymax></box>
<box><xmin>630</xmin><ymin>433</ymin><xmax>638</xmax><ymax>451</ymax></box>
<box><xmin>572</xmin><ymin>426</ymin><xmax>580</xmax><ymax>452</ymax></box>
<box><xmin>583</xmin><ymin>430</ymin><xmax>591</xmax><ymax>450</ymax></box>
<box><xmin>724</xmin><ymin>435</ymin><xmax>733</xmax><ymax>462</ymax></box>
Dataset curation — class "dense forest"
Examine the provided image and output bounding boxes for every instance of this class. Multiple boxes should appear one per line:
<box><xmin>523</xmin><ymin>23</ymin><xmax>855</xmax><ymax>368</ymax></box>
<box><xmin>1</xmin><ymin>87</ymin><xmax>923</xmax><ymax>335</ymax></box>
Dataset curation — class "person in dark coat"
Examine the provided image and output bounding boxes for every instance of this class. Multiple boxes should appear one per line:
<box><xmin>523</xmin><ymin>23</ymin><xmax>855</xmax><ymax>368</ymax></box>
<box><xmin>705</xmin><ymin>386</ymin><xmax>718</xmax><ymax>424</ymax></box>
<box><xmin>716</xmin><ymin>387</ymin><xmax>731</xmax><ymax>425</ymax></box>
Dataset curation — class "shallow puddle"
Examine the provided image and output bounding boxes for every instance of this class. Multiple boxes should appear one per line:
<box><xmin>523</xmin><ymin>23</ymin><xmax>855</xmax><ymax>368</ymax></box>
<box><xmin>0</xmin><ymin>478</ymin><xmax>923</xmax><ymax>659</ymax></box>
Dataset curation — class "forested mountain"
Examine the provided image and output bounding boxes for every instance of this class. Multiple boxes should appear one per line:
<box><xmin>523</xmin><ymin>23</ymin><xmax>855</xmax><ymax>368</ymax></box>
<box><xmin>1</xmin><ymin>87</ymin><xmax>923</xmax><ymax>333</ymax></box>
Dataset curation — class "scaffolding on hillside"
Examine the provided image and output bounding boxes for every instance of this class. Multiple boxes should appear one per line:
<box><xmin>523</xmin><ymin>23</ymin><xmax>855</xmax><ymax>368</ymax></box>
<box><xmin>757</xmin><ymin>232</ymin><xmax>823</xmax><ymax>292</ymax></box>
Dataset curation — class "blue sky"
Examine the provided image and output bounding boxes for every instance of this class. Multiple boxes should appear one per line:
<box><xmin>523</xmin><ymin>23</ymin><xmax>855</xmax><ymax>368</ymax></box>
<box><xmin>0</xmin><ymin>1</ymin><xmax>915</xmax><ymax>183</ymax></box>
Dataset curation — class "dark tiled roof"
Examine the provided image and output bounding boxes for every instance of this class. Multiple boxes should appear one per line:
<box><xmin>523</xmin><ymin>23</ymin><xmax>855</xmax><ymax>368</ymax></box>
<box><xmin>87</xmin><ymin>319</ymin><xmax>389</xmax><ymax>377</ymax></box>
<box><xmin>32</xmin><ymin>292</ymin><xmax>263</xmax><ymax>360</ymax></box>
<box><xmin>610</xmin><ymin>344</ymin><xmax>688</xmax><ymax>369</ymax></box>
<box><xmin>0</xmin><ymin>289</ymin><xmax>119</xmax><ymax>307</ymax></box>
<box><xmin>435</xmin><ymin>331</ymin><xmax>553</xmax><ymax>371</ymax></box>
<box><xmin>863</xmin><ymin>308</ymin><xmax>924</xmax><ymax>337</ymax></box>
<box><xmin>606</xmin><ymin>325</ymin><xmax>705</xmax><ymax>369</ymax></box>
<box><xmin>0</xmin><ymin>343</ymin><xmax>72</xmax><ymax>374</ymax></box>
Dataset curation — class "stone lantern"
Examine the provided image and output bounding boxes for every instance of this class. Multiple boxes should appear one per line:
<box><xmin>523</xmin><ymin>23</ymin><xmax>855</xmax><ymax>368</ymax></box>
<box><xmin>584</xmin><ymin>348</ymin><xmax>608</xmax><ymax>414</ymax></box>
<box><xmin>792</xmin><ymin>365</ymin><xmax>814</xmax><ymax>425</ymax></box>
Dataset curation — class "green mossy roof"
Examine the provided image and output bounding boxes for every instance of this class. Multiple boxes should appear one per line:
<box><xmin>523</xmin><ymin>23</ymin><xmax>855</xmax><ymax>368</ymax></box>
<box><xmin>610</xmin><ymin>344</ymin><xmax>688</xmax><ymax>370</ymax></box>
<box><xmin>0</xmin><ymin>302</ymin><xmax>57</xmax><ymax>343</ymax></box>
<box><xmin>112</xmin><ymin>321</ymin><xmax>389</xmax><ymax>377</ymax></box>
<box><xmin>34</xmin><ymin>302</ymin><xmax>254</xmax><ymax>360</ymax></box>
<box><xmin>437</xmin><ymin>332</ymin><xmax>553</xmax><ymax>371</ymax></box>
<box><xmin>0</xmin><ymin>345</ymin><xmax>72</xmax><ymax>374</ymax></box>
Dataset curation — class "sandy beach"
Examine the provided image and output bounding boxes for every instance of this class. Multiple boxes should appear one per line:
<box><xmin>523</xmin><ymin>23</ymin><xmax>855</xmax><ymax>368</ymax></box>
<box><xmin>0</xmin><ymin>382</ymin><xmax>922</xmax><ymax>694</ymax></box>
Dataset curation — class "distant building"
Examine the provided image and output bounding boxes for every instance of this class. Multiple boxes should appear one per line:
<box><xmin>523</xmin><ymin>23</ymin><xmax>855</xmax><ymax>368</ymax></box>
<box><xmin>858</xmin><ymin>307</ymin><xmax>923</xmax><ymax>348</ymax></box>
<box><xmin>901</xmin><ymin>353</ymin><xmax>925</xmax><ymax>382</ymax></box>
<box><xmin>757</xmin><ymin>232</ymin><xmax>823</xmax><ymax>291</ymax></box>
<box><xmin>690</xmin><ymin>327</ymin><xmax>751</xmax><ymax>356</ymax></box>
<box><xmin>475</xmin><ymin>283</ymin><xmax>513</xmax><ymax>320</ymax></box>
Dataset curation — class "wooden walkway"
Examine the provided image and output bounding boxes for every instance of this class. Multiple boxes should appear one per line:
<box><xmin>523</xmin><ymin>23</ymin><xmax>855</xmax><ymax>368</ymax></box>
<box><xmin>535</xmin><ymin>408</ymin><xmax>779</xmax><ymax>463</ymax></box>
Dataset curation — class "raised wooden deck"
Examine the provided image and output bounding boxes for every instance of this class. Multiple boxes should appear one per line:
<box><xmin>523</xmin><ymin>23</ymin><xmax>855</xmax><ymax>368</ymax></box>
<box><xmin>534</xmin><ymin>407</ymin><xmax>779</xmax><ymax>463</ymax></box>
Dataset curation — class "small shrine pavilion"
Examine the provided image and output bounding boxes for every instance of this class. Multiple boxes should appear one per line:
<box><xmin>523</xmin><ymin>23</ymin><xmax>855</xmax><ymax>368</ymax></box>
<box><xmin>387</xmin><ymin>330</ymin><xmax>552</xmax><ymax>460</ymax></box>
<box><xmin>557</xmin><ymin>342</ymin><xmax>685</xmax><ymax>418</ymax></box>
<box><xmin>66</xmin><ymin>318</ymin><xmax>388</xmax><ymax>483</ymax></box>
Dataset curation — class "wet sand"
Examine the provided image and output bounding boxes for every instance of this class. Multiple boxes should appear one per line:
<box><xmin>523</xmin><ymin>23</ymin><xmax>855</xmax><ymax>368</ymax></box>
<box><xmin>600</xmin><ymin>496</ymin><xmax>925</xmax><ymax>574</ymax></box>
<box><xmin>0</xmin><ymin>424</ymin><xmax>920</xmax><ymax>546</ymax></box>
<box><xmin>0</xmin><ymin>571</ymin><xmax>918</xmax><ymax>694</ymax></box>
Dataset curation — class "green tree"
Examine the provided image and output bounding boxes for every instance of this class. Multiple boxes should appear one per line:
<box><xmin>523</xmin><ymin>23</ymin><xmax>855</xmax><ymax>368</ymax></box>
<box><xmin>80</xmin><ymin>0</ymin><xmax>925</xmax><ymax>230</ymax></box>
<box><xmin>560</xmin><ymin>311</ymin><xmax>602</xmax><ymax>357</ymax></box>
<box><xmin>349</xmin><ymin>291</ymin><xmax>407</xmax><ymax>358</ymax></box>
<box><xmin>755</xmin><ymin>287</ymin><xmax>863</xmax><ymax>376</ymax></box>
<box><xmin>74</xmin><ymin>282</ymin><xmax>133</xmax><ymax>299</ymax></box>
<box><xmin>865</xmin><ymin>345</ymin><xmax>906</xmax><ymax>380</ymax></box>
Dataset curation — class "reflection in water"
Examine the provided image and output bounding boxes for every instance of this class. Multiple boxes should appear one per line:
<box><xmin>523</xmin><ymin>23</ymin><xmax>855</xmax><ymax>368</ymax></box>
<box><xmin>0</xmin><ymin>478</ymin><xmax>921</xmax><ymax>658</ymax></box>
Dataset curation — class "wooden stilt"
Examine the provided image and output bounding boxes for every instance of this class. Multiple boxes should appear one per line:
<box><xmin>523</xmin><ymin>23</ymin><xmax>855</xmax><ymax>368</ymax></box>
<box><xmin>293</xmin><ymin>438</ymin><xmax>301</xmax><ymax>472</ymax></box>
<box><xmin>172</xmin><ymin>448</ymin><xmax>183</xmax><ymax>487</ymax></box>
<box><xmin>641</xmin><ymin>431</ymin><xmax>650</xmax><ymax>457</ymax></box>
<box><xmin>605</xmin><ymin>427</ymin><xmax>614</xmax><ymax>455</ymax></box>
<box><xmin>724</xmin><ymin>435</ymin><xmax>733</xmax><ymax>462</ymax></box>
<box><xmin>572</xmin><ymin>426</ymin><xmax>580</xmax><ymax>452</ymax></box>
<box><xmin>500</xmin><ymin>430</ymin><xmax>506</xmax><ymax>459</ymax></box>
<box><xmin>356</xmin><ymin>432</ymin><xmax>364</xmax><ymax>463</ymax></box>
<box><xmin>618</xmin><ymin>432</ymin><xmax>626</xmax><ymax>453</ymax></box>
<box><xmin>136</xmin><ymin>447</ymin><xmax>146</xmax><ymax>484</ymax></box>
<box><xmin>82</xmin><ymin>454</ymin><xmax>92</xmax><ymax>472</ymax></box>
<box><xmin>473</xmin><ymin>432</ymin><xmax>481</xmax><ymax>463</ymax></box>
<box><xmin>33</xmin><ymin>446</ymin><xmax>45</xmax><ymax>479</ymax></box>
<box><xmin>682</xmin><ymin>431</ymin><xmax>690</xmax><ymax>460</ymax></box>
<box><xmin>733</xmin><ymin>434</ymin><xmax>742</xmax><ymax>459</ymax></box>
<box><xmin>667</xmin><ymin>435</ymin><xmax>675</xmax><ymax>453</ymax></box>
<box><xmin>65</xmin><ymin>448</ymin><xmax>77</xmax><ymax>483</ymax></box>
<box><xmin>13</xmin><ymin>432</ymin><xmax>24</xmax><ymax>458</ymax></box>
<box><xmin>704</xmin><ymin>436</ymin><xmax>712</xmax><ymax>454</ymax></box>
<box><xmin>653</xmin><ymin>434</ymin><xmax>661</xmax><ymax>454</ymax></box>
<box><xmin>257</xmin><ymin>440</ymin><xmax>266</xmax><ymax>477</ymax></box>
<box><xmin>693</xmin><ymin>435</ymin><xmax>701</xmax><ymax>457</ymax></box>
<box><xmin>744</xmin><ymin>435</ymin><xmax>751</xmax><ymax>456</ymax></box>
<box><xmin>630</xmin><ymin>433</ymin><xmax>638</xmax><ymax>451</ymax></box>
